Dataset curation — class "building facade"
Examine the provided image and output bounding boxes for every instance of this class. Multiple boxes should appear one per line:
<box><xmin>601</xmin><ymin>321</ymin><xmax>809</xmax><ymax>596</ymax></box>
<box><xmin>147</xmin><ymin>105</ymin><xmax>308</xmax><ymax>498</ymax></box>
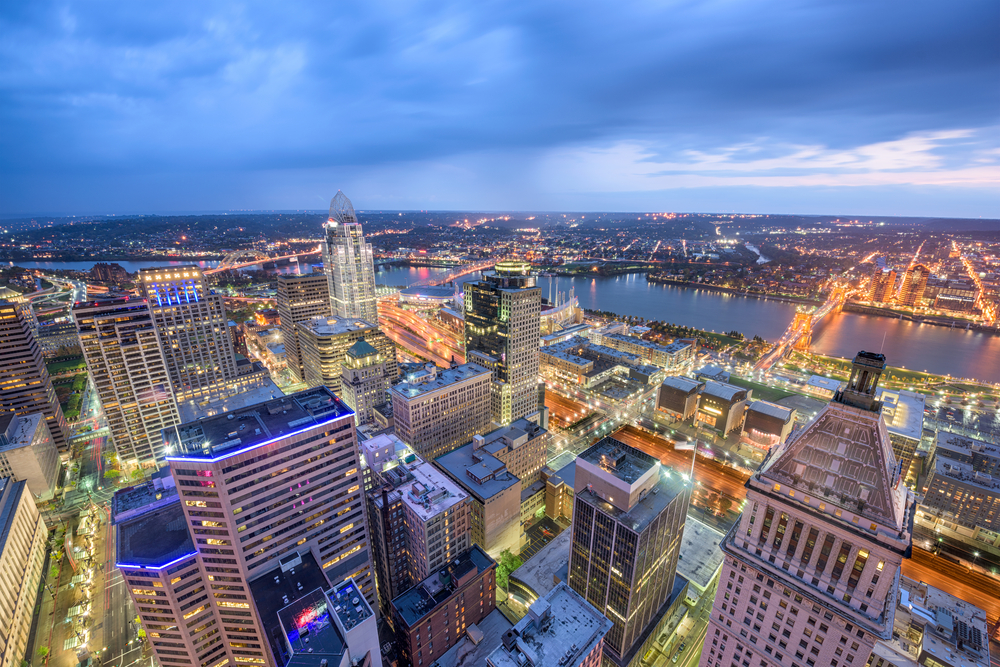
<box><xmin>137</xmin><ymin>267</ymin><xmax>240</xmax><ymax>402</ymax></box>
<box><xmin>464</xmin><ymin>261</ymin><xmax>542</xmax><ymax>426</ymax></box>
<box><xmin>391</xmin><ymin>363</ymin><xmax>492</xmax><ymax>462</ymax></box>
<box><xmin>0</xmin><ymin>478</ymin><xmax>48</xmax><ymax>667</ymax></box>
<box><xmin>275</xmin><ymin>273</ymin><xmax>331</xmax><ymax>383</ymax></box>
<box><xmin>0</xmin><ymin>300</ymin><xmax>70</xmax><ymax>452</ymax></box>
<box><xmin>697</xmin><ymin>381</ymin><xmax>750</xmax><ymax>435</ymax></box>
<box><xmin>699</xmin><ymin>352</ymin><xmax>915</xmax><ymax>667</ymax></box>
<box><xmin>656</xmin><ymin>376</ymin><xmax>705</xmax><ymax>422</ymax></box>
<box><xmin>322</xmin><ymin>191</ymin><xmax>378</xmax><ymax>322</ymax></box>
<box><xmin>298</xmin><ymin>316</ymin><xmax>398</xmax><ymax>395</ymax></box>
<box><xmin>74</xmin><ymin>297</ymin><xmax>181</xmax><ymax>465</ymax></box>
<box><xmin>569</xmin><ymin>438</ymin><xmax>690</xmax><ymax>667</ymax></box>
<box><xmin>898</xmin><ymin>265</ymin><xmax>930</xmax><ymax>308</ymax></box>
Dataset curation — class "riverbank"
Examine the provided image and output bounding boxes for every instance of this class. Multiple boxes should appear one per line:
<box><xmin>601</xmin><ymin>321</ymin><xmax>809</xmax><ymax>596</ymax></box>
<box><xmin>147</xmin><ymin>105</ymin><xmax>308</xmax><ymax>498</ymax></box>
<box><xmin>843</xmin><ymin>302</ymin><xmax>1000</xmax><ymax>336</ymax></box>
<box><xmin>2</xmin><ymin>254</ymin><xmax>220</xmax><ymax>264</ymax></box>
<box><xmin>645</xmin><ymin>274</ymin><xmax>824</xmax><ymax>307</ymax></box>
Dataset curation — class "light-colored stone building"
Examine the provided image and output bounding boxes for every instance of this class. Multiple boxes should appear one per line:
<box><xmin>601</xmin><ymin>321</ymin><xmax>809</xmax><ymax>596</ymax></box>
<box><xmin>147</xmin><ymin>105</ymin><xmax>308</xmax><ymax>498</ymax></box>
<box><xmin>391</xmin><ymin>362</ymin><xmax>492</xmax><ymax>461</ymax></box>
<box><xmin>298</xmin><ymin>315</ymin><xmax>398</xmax><ymax>394</ymax></box>
<box><xmin>275</xmin><ymin>272</ymin><xmax>331</xmax><ymax>382</ymax></box>
<box><xmin>0</xmin><ymin>478</ymin><xmax>48</xmax><ymax>667</ymax></box>
<box><xmin>340</xmin><ymin>339</ymin><xmax>390</xmax><ymax>426</ymax></box>
<box><xmin>0</xmin><ymin>413</ymin><xmax>59</xmax><ymax>501</ymax></box>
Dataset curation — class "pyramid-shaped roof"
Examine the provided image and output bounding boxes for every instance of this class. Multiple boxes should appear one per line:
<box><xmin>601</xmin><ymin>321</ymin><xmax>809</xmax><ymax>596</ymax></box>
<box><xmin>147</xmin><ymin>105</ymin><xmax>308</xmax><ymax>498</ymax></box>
<box><xmin>346</xmin><ymin>339</ymin><xmax>379</xmax><ymax>359</ymax></box>
<box><xmin>758</xmin><ymin>400</ymin><xmax>905</xmax><ymax>530</ymax></box>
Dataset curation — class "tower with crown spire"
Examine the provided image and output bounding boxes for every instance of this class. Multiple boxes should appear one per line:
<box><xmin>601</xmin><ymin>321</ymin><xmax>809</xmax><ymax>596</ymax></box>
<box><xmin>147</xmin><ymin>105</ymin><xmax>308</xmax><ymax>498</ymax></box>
<box><xmin>699</xmin><ymin>351</ymin><xmax>914</xmax><ymax>667</ymax></box>
<box><xmin>322</xmin><ymin>191</ymin><xmax>378</xmax><ymax>322</ymax></box>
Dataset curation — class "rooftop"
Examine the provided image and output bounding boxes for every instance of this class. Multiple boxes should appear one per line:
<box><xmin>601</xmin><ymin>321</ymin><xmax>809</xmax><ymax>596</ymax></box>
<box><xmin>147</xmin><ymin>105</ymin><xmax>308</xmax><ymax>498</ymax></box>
<box><xmin>299</xmin><ymin>315</ymin><xmax>378</xmax><ymax>337</ymax></box>
<box><xmin>509</xmin><ymin>527</ymin><xmax>571</xmax><ymax>599</ymax></box>
<box><xmin>660</xmin><ymin>376</ymin><xmax>704</xmax><ymax>393</ymax></box>
<box><xmin>876</xmin><ymin>389</ymin><xmax>926</xmax><ymax>442</ymax></box>
<box><xmin>164</xmin><ymin>386</ymin><xmax>353</xmax><ymax>461</ymax></box>
<box><xmin>578</xmin><ymin>437</ymin><xmax>658</xmax><ymax>485</ymax></box>
<box><xmin>375</xmin><ymin>451</ymin><xmax>470</xmax><ymax>522</ymax></box>
<box><xmin>392</xmin><ymin>362</ymin><xmax>490</xmax><ymax>399</ymax></box>
<box><xmin>432</xmin><ymin>609</ymin><xmax>513</xmax><ymax>667</ymax></box>
<box><xmin>176</xmin><ymin>377</ymin><xmax>284</xmax><ymax>423</ymax></box>
<box><xmin>748</xmin><ymin>400</ymin><xmax>795</xmax><ymax>423</ymax></box>
<box><xmin>676</xmin><ymin>516</ymin><xmax>725</xmax><ymax>591</ymax></box>
<box><xmin>606</xmin><ymin>333</ymin><xmax>690</xmax><ymax>355</ymax></box>
<box><xmin>435</xmin><ymin>443</ymin><xmax>520</xmax><ymax>502</ymax></box>
<box><xmin>400</xmin><ymin>285</ymin><xmax>456</xmax><ymax>300</ymax></box>
<box><xmin>111</xmin><ymin>470</ymin><xmax>177</xmax><ymax>524</ymax></box>
<box><xmin>346</xmin><ymin>339</ymin><xmax>379</xmax><ymax>358</ymax></box>
<box><xmin>391</xmin><ymin>545</ymin><xmax>495</xmax><ymax>628</ymax></box>
<box><xmin>702</xmin><ymin>380</ymin><xmax>747</xmax><ymax>402</ymax></box>
<box><xmin>808</xmin><ymin>375</ymin><xmax>843</xmax><ymax>392</ymax></box>
<box><xmin>115</xmin><ymin>498</ymin><xmax>195</xmax><ymax>569</ymax></box>
<box><xmin>485</xmin><ymin>583</ymin><xmax>612</xmax><ymax>667</ymax></box>
<box><xmin>935</xmin><ymin>432</ymin><xmax>1000</xmax><ymax>462</ymax></box>
<box><xmin>931</xmin><ymin>457</ymin><xmax>1000</xmax><ymax>492</ymax></box>
<box><xmin>0</xmin><ymin>412</ymin><xmax>43</xmax><ymax>452</ymax></box>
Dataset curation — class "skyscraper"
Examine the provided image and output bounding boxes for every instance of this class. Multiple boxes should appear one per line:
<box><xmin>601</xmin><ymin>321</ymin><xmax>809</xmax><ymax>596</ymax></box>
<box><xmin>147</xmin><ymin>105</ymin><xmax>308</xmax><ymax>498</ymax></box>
<box><xmin>699</xmin><ymin>352</ymin><xmax>914</xmax><ymax>667</ymax></box>
<box><xmin>275</xmin><ymin>273</ymin><xmax>331</xmax><ymax>383</ymax></box>
<box><xmin>73</xmin><ymin>298</ymin><xmax>180</xmax><ymax>465</ymax></box>
<box><xmin>340</xmin><ymin>339</ymin><xmax>389</xmax><ymax>425</ymax></box>
<box><xmin>297</xmin><ymin>316</ymin><xmax>398</xmax><ymax>394</ymax></box>
<box><xmin>0</xmin><ymin>477</ymin><xmax>48</xmax><ymax>667</ymax></box>
<box><xmin>868</xmin><ymin>269</ymin><xmax>897</xmax><ymax>304</ymax></box>
<box><xmin>898</xmin><ymin>264</ymin><xmax>930</xmax><ymax>307</ymax></box>
<box><xmin>464</xmin><ymin>261</ymin><xmax>542</xmax><ymax>426</ymax></box>
<box><xmin>137</xmin><ymin>266</ymin><xmax>239</xmax><ymax>402</ymax></box>
<box><xmin>322</xmin><ymin>191</ymin><xmax>378</xmax><ymax>322</ymax></box>
<box><xmin>569</xmin><ymin>437</ymin><xmax>690</xmax><ymax>667</ymax></box>
<box><xmin>0</xmin><ymin>301</ymin><xmax>70</xmax><ymax>452</ymax></box>
<box><xmin>161</xmin><ymin>386</ymin><xmax>377</xmax><ymax>604</ymax></box>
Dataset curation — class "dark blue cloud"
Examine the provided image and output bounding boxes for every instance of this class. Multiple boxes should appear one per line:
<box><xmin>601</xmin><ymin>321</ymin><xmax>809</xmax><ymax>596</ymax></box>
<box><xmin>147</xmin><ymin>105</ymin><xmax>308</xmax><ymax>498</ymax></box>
<box><xmin>0</xmin><ymin>0</ymin><xmax>997</xmax><ymax>215</ymax></box>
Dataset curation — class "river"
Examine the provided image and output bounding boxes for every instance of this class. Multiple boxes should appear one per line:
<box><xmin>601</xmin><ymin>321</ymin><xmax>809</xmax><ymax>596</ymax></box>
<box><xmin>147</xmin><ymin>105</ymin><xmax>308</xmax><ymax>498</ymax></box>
<box><xmin>11</xmin><ymin>260</ymin><xmax>999</xmax><ymax>382</ymax></box>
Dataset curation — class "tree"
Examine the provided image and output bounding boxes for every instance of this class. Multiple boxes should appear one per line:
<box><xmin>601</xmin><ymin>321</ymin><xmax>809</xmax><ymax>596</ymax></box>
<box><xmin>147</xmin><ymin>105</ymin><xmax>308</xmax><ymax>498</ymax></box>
<box><xmin>495</xmin><ymin>549</ymin><xmax>523</xmax><ymax>590</ymax></box>
<box><xmin>104</xmin><ymin>469</ymin><xmax>121</xmax><ymax>482</ymax></box>
<box><xmin>36</xmin><ymin>647</ymin><xmax>49</xmax><ymax>660</ymax></box>
<box><xmin>719</xmin><ymin>498</ymin><xmax>734</xmax><ymax>514</ymax></box>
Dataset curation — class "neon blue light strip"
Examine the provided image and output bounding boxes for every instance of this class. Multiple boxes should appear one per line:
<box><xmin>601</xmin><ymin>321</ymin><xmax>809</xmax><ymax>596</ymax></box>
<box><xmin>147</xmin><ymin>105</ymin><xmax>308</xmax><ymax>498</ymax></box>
<box><xmin>117</xmin><ymin>551</ymin><xmax>198</xmax><ymax>571</ymax></box>
<box><xmin>165</xmin><ymin>410</ymin><xmax>354</xmax><ymax>464</ymax></box>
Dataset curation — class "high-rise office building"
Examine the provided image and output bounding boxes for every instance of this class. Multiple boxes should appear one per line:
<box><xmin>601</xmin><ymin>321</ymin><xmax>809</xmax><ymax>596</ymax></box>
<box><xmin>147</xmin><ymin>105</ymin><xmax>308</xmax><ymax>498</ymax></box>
<box><xmin>340</xmin><ymin>340</ymin><xmax>389</xmax><ymax>425</ymax></box>
<box><xmin>0</xmin><ymin>413</ymin><xmax>60</xmax><ymax>501</ymax></box>
<box><xmin>322</xmin><ymin>191</ymin><xmax>378</xmax><ymax>322</ymax></box>
<box><xmin>161</xmin><ymin>386</ymin><xmax>376</xmax><ymax>604</ymax></box>
<box><xmin>0</xmin><ymin>477</ymin><xmax>48</xmax><ymax>667</ymax></box>
<box><xmin>464</xmin><ymin>261</ymin><xmax>542</xmax><ymax>426</ymax></box>
<box><xmin>360</xmin><ymin>434</ymin><xmax>471</xmax><ymax>616</ymax></box>
<box><xmin>298</xmin><ymin>316</ymin><xmax>398</xmax><ymax>395</ymax></box>
<box><xmin>275</xmin><ymin>273</ymin><xmax>331</xmax><ymax>383</ymax></box>
<box><xmin>0</xmin><ymin>301</ymin><xmax>70</xmax><ymax>452</ymax></box>
<box><xmin>137</xmin><ymin>266</ymin><xmax>240</xmax><ymax>402</ymax></box>
<box><xmin>699</xmin><ymin>352</ymin><xmax>915</xmax><ymax>667</ymax></box>
<box><xmin>74</xmin><ymin>298</ymin><xmax>181</xmax><ymax>465</ymax></box>
<box><xmin>868</xmin><ymin>269</ymin><xmax>897</xmax><ymax>304</ymax></box>
<box><xmin>898</xmin><ymin>264</ymin><xmax>930</xmax><ymax>307</ymax></box>
<box><xmin>390</xmin><ymin>363</ymin><xmax>492</xmax><ymax>461</ymax></box>
<box><xmin>569</xmin><ymin>437</ymin><xmax>690</xmax><ymax>667</ymax></box>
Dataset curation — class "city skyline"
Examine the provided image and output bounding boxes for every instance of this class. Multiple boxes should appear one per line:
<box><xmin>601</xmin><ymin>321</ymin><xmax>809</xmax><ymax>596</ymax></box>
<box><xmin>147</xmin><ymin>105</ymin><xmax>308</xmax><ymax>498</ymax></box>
<box><xmin>0</xmin><ymin>2</ymin><xmax>997</xmax><ymax>217</ymax></box>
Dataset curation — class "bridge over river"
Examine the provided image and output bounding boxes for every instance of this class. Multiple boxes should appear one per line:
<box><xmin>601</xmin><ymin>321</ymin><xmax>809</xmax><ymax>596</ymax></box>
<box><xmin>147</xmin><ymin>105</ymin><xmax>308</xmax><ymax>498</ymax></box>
<box><xmin>754</xmin><ymin>286</ymin><xmax>848</xmax><ymax>373</ymax></box>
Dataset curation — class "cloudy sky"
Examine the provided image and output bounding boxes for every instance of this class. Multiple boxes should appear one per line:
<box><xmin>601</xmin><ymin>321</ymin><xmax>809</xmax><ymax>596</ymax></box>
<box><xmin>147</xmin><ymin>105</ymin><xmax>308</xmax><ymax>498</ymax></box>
<box><xmin>1</xmin><ymin>0</ymin><xmax>997</xmax><ymax>217</ymax></box>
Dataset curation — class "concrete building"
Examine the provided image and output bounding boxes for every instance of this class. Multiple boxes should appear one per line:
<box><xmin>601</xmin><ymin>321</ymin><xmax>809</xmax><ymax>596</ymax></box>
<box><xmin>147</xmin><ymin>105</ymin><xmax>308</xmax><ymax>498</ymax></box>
<box><xmin>0</xmin><ymin>477</ymin><xmax>48</xmax><ymax>667</ymax></box>
<box><xmin>870</xmin><ymin>269</ymin><xmax>898</xmax><ymax>304</ymax></box>
<box><xmin>743</xmin><ymin>400</ymin><xmax>797</xmax><ymax>449</ymax></box>
<box><xmin>74</xmin><ymin>297</ymin><xmax>181</xmax><ymax>465</ymax></box>
<box><xmin>930</xmin><ymin>431</ymin><xmax>1000</xmax><ymax>477</ymax></box>
<box><xmin>0</xmin><ymin>300</ymin><xmax>70</xmax><ymax>452</ymax></box>
<box><xmin>867</xmin><ymin>577</ymin><xmax>989</xmax><ymax>667</ymax></box>
<box><xmin>595</xmin><ymin>334</ymin><xmax>694</xmax><ymax>371</ymax></box>
<box><xmin>876</xmin><ymin>389</ymin><xmax>925</xmax><ymax>480</ymax></box>
<box><xmin>298</xmin><ymin>316</ymin><xmax>399</xmax><ymax>395</ymax></box>
<box><xmin>35</xmin><ymin>320</ymin><xmax>79</xmax><ymax>357</ymax></box>
<box><xmin>472</xmin><ymin>419</ymin><xmax>549</xmax><ymax>489</ymax></box>
<box><xmin>699</xmin><ymin>351</ymin><xmax>916</xmax><ymax>667</ymax></box>
<box><xmin>137</xmin><ymin>266</ymin><xmax>241</xmax><ymax>402</ymax></box>
<box><xmin>341</xmin><ymin>340</ymin><xmax>390</xmax><ymax>426</ymax></box>
<box><xmin>391</xmin><ymin>545</ymin><xmax>496</xmax><ymax>667</ymax></box>
<box><xmin>898</xmin><ymin>265</ymin><xmax>930</xmax><ymax>308</ymax></box>
<box><xmin>486</xmin><ymin>583</ymin><xmax>613</xmax><ymax>667</ymax></box>
<box><xmin>464</xmin><ymin>261</ymin><xmax>543</xmax><ymax>426</ymax></box>
<box><xmin>656</xmin><ymin>376</ymin><xmax>705</xmax><ymax>422</ymax></box>
<box><xmin>0</xmin><ymin>413</ymin><xmax>59</xmax><ymax>501</ymax></box>
<box><xmin>276</xmin><ymin>273</ymin><xmax>332</xmax><ymax>382</ymax></box>
<box><xmin>921</xmin><ymin>457</ymin><xmax>1000</xmax><ymax>532</ymax></box>
<box><xmin>696</xmin><ymin>380</ymin><xmax>749</xmax><ymax>435</ymax></box>
<box><xmin>545</xmin><ymin>460</ymin><xmax>576</xmax><ymax>522</ymax></box>
<box><xmin>161</xmin><ymin>387</ymin><xmax>377</xmax><ymax>605</ymax></box>
<box><xmin>323</xmin><ymin>191</ymin><xmax>379</xmax><ymax>322</ymax></box>
<box><xmin>391</xmin><ymin>363</ymin><xmax>492</xmax><ymax>462</ymax></box>
<box><xmin>676</xmin><ymin>517</ymin><xmax>726</xmax><ymax>607</ymax></box>
<box><xmin>569</xmin><ymin>437</ymin><xmax>691</xmax><ymax>667</ymax></box>
<box><xmin>434</xmin><ymin>439</ymin><xmax>523</xmax><ymax>558</ymax></box>
<box><xmin>361</xmin><ymin>434</ymin><xmax>471</xmax><ymax>617</ymax></box>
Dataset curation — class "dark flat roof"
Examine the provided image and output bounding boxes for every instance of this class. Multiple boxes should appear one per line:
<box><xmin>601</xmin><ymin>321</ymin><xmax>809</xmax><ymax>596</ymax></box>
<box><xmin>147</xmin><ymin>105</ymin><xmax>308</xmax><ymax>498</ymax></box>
<box><xmin>115</xmin><ymin>499</ymin><xmax>195</xmax><ymax>569</ymax></box>
<box><xmin>392</xmin><ymin>545</ymin><xmax>495</xmax><ymax>628</ymax></box>
<box><xmin>164</xmin><ymin>386</ymin><xmax>353</xmax><ymax>461</ymax></box>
